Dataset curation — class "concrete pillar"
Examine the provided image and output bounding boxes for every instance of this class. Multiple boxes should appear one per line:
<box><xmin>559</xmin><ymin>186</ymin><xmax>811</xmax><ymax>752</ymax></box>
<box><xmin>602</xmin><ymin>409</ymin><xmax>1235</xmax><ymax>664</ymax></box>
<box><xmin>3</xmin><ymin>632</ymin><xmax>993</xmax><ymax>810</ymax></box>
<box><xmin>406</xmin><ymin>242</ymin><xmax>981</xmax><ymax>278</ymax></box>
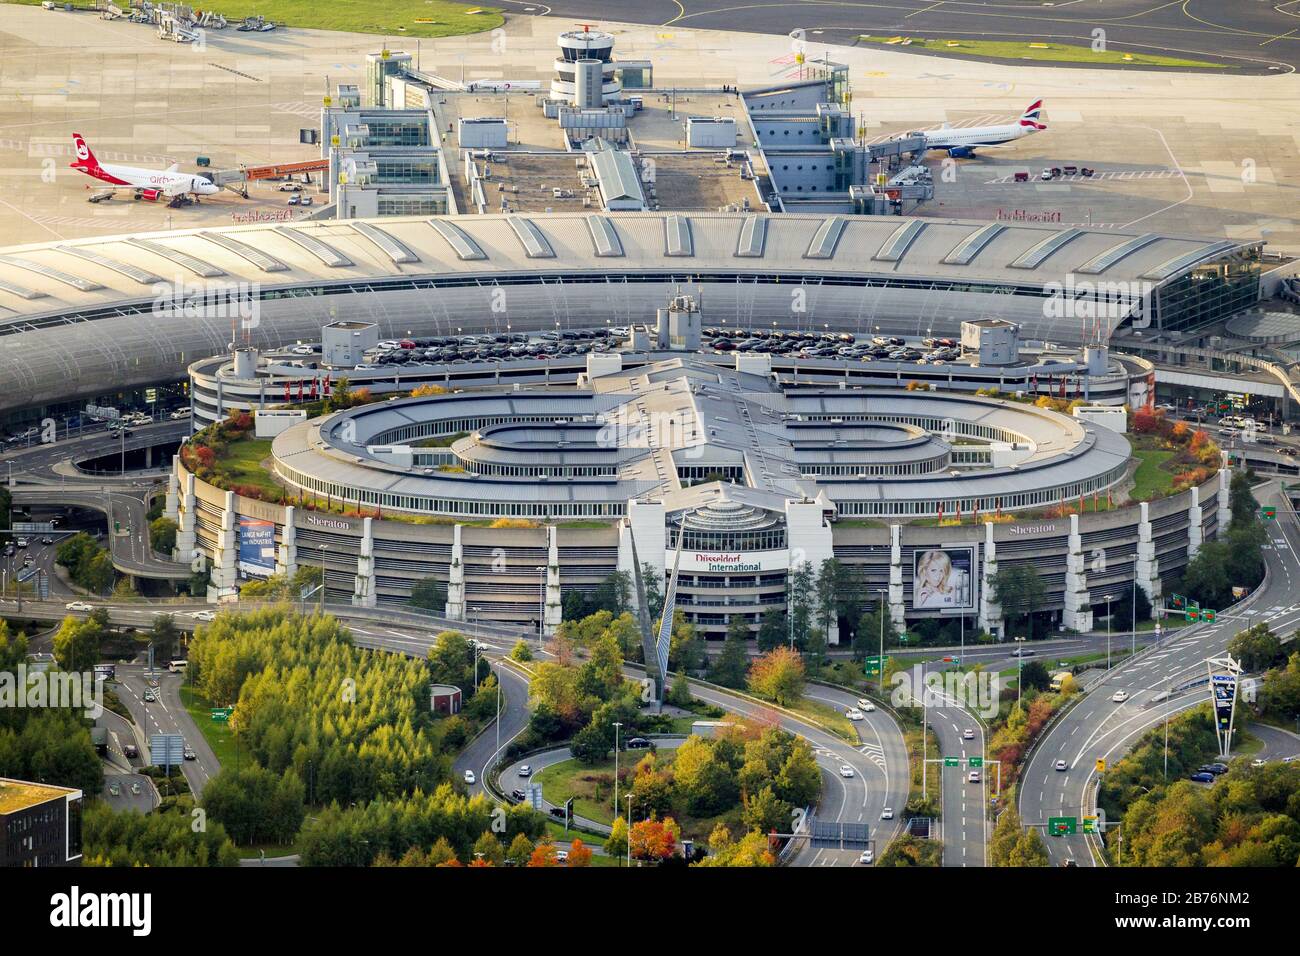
<box><xmin>1062</xmin><ymin>512</ymin><xmax>1093</xmax><ymax>632</ymax></box>
<box><xmin>352</xmin><ymin>516</ymin><xmax>376</xmax><ymax>607</ymax></box>
<box><xmin>164</xmin><ymin>460</ymin><xmax>180</xmax><ymax>521</ymax></box>
<box><xmin>206</xmin><ymin>490</ymin><xmax>238</xmax><ymax>603</ymax></box>
<box><xmin>173</xmin><ymin>471</ymin><xmax>197</xmax><ymax>563</ymax></box>
<box><xmin>887</xmin><ymin>525</ymin><xmax>906</xmax><ymax>632</ymax></box>
<box><xmin>1215</xmin><ymin>468</ymin><xmax>1231</xmax><ymax>537</ymax></box>
<box><xmin>544</xmin><ymin>526</ymin><xmax>563</xmax><ymax>636</ymax></box>
<box><xmin>1187</xmin><ymin>485</ymin><xmax>1204</xmax><ymax>559</ymax></box>
<box><xmin>978</xmin><ymin>521</ymin><xmax>1003</xmax><ymax>637</ymax></box>
<box><xmin>445</xmin><ymin>524</ymin><xmax>466</xmax><ymax>621</ymax></box>
<box><xmin>1136</xmin><ymin>501</ymin><xmax>1161</xmax><ymax>617</ymax></box>
<box><xmin>628</xmin><ymin>499</ymin><xmax>667</xmax><ymax>589</ymax></box>
<box><xmin>276</xmin><ymin>506</ymin><xmax>298</xmax><ymax>578</ymax></box>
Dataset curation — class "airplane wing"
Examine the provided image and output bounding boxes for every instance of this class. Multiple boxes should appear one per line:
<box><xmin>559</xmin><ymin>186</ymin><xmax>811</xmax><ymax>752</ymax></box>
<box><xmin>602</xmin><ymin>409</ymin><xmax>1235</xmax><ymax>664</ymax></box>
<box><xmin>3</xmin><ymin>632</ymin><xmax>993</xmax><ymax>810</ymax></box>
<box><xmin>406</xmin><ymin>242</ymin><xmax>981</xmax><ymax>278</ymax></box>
<box><xmin>162</xmin><ymin>181</ymin><xmax>189</xmax><ymax>198</ymax></box>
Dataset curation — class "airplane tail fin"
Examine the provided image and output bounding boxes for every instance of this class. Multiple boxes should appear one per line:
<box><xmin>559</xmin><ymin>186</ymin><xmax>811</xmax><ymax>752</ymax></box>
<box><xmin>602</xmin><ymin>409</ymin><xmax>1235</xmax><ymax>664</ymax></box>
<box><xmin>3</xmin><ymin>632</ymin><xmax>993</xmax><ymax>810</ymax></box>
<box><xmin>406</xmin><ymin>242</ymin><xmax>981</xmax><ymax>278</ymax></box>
<box><xmin>70</xmin><ymin>133</ymin><xmax>100</xmax><ymax>170</ymax></box>
<box><xmin>1018</xmin><ymin>100</ymin><xmax>1047</xmax><ymax>130</ymax></box>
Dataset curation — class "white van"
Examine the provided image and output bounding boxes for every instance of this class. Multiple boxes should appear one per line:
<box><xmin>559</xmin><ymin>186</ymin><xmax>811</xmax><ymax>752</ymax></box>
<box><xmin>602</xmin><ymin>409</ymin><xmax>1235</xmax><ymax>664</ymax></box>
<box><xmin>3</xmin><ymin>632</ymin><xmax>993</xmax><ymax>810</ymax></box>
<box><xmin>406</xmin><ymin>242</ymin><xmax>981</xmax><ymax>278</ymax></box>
<box><xmin>168</xmin><ymin>660</ymin><xmax>188</xmax><ymax>673</ymax></box>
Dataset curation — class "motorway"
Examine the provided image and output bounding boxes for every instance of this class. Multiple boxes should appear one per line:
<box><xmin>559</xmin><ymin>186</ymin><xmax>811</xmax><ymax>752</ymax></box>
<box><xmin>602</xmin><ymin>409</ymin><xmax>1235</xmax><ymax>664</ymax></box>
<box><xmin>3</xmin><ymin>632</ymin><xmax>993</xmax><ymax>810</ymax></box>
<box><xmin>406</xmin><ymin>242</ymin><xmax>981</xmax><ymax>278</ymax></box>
<box><xmin>1019</xmin><ymin>478</ymin><xmax>1300</xmax><ymax>866</ymax></box>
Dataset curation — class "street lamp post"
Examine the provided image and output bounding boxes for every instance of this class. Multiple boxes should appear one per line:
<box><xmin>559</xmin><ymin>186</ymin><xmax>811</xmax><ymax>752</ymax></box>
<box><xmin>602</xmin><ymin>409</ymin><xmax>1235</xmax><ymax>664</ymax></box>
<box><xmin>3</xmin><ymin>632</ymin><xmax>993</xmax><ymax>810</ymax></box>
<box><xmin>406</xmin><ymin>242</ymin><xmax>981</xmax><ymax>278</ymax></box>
<box><xmin>535</xmin><ymin>565</ymin><xmax>546</xmax><ymax>638</ymax></box>
<box><xmin>878</xmin><ymin>587</ymin><xmax>887</xmax><ymax>695</ymax></box>
<box><xmin>612</xmin><ymin>721</ymin><xmax>622</xmax><ymax>818</ymax></box>
<box><xmin>1015</xmin><ymin>636</ymin><xmax>1027</xmax><ymax>708</ymax></box>
<box><xmin>1103</xmin><ymin>593</ymin><xmax>1114</xmax><ymax>669</ymax></box>
<box><xmin>318</xmin><ymin>544</ymin><xmax>330</xmax><ymax>615</ymax></box>
<box><xmin>625</xmin><ymin>794</ymin><xmax>634</xmax><ymax>867</ymax></box>
<box><xmin>1129</xmin><ymin>557</ymin><xmax>1138</xmax><ymax>657</ymax></box>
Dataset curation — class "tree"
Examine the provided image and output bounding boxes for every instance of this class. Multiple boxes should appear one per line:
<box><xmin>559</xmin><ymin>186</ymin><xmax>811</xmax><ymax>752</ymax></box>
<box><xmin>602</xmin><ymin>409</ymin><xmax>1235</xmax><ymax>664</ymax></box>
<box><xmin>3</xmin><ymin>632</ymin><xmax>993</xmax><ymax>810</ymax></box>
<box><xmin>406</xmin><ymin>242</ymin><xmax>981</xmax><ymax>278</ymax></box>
<box><xmin>427</xmin><ymin>630</ymin><xmax>476</xmax><ymax>696</ymax></box>
<box><xmin>591</xmin><ymin>571</ymin><xmax>631</xmax><ymax>616</ymax></box>
<box><xmin>1260</xmin><ymin>651</ymin><xmax>1300</xmax><ymax>720</ymax></box>
<box><xmin>709</xmin><ymin>616</ymin><xmax>750</xmax><ymax>688</ymax></box>
<box><xmin>1229</xmin><ymin>469</ymin><xmax>1259</xmax><ymax>528</ymax></box>
<box><xmin>989</xmin><ymin>806</ymin><xmax>1048</xmax><ymax>866</ymax></box>
<box><xmin>1019</xmin><ymin>660</ymin><xmax>1050</xmax><ymax>693</ymax></box>
<box><xmin>641</xmin><ymin>562</ymin><xmax>664</xmax><ymax>622</ymax></box>
<box><xmin>992</xmin><ymin>564</ymin><xmax>1047</xmax><ymax>639</ymax></box>
<box><xmin>856</xmin><ymin>604</ymin><xmax>898</xmax><ymax>658</ymax></box>
<box><xmin>668</xmin><ymin>611</ymin><xmax>703</xmax><ymax>673</ymax></box>
<box><xmin>673</xmin><ymin>736</ymin><xmax>737</xmax><ymax>816</ymax></box>
<box><xmin>813</xmin><ymin>558</ymin><xmax>852</xmax><ymax>642</ymax></box>
<box><xmin>570</xmin><ymin>718</ymin><xmax>614</xmax><ymax>765</ymax></box>
<box><xmin>742</xmin><ymin>785</ymin><xmax>792</xmax><ymax>834</ymax></box>
<box><xmin>1228</xmin><ymin>622</ymin><xmax>1284</xmax><ymax>672</ymax></box>
<box><xmin>605</xmin><ymin>816</ymin><xmax>629</xmax><ymax>861</ymax></box>
<box><xmin>506</xmin><ymin>833</ymin><xmax>535</xmax><ymax>866</ymax></box>
<box><xmin>149</xmin><ymin>517</ymin><xmax>177</xmax><ymax>555</ymax></box>
<box><xmin>788</xmin><ymin>561</ymin><xmax>816</xmax><ymax>649</ymax></box>
<box><xmin>473</xmin><ymin>830</ymin><xmax>505</xmax><ymax>865</ymax></box>
<box><xmin>747</xmin><ymin>647</ymin><xmax>805</xmax><ymax>706</ymax></box>
<box><xmin>756</xmin><ymin>607</ymin><xmax>786</xmax><ymax>653</ymax></box>
<box><xmin>149</xmin><ymin>613</ymin><xmax>180</xmax><ymax>660</ymax></box>
<box><xmin>509</xmin><ymin>639</ymin><xmax>533</xmax><ymax>662</ymax></box>
<box><xmin>695</xmin><ymin>824</ymin><xmax>776</xmax><ymax>867</ymax></box>
<box><xmin>409</xmin><ymin>576</ymin><xmax>446</xmax><ymax>612</ymax></box>
<box><xmin>52</xmin><ymin>614</ymin><xmax>102</xmax><ymax>673</ymax></box>
<box><xmin>527</xmin><ymin>840</ymin><xmax>559</xmax><ymax>867</ymax></box>
<box><xmin>630</xmin><ymin>817</ymin><xmax>679</xmax><ymax>861</ymax></box>
<box><xmin>567</xmin><ymin>837</ymin><xmax>592</xmax><ymax>867</ymax></box>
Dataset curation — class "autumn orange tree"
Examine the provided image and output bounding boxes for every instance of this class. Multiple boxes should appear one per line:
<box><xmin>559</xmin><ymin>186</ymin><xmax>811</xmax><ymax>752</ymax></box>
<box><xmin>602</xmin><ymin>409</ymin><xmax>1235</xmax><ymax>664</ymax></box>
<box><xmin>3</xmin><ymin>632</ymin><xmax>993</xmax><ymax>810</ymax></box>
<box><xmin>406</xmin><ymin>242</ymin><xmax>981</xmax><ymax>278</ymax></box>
<box><xmin>629</xmin><ymin>816</ymin><xmax>680</xmax><ymax>862</ymax></box>
<box><xmin>567</xmin><ymin>838</ymin><xmax>592</xmax><ymax>867</ymax></box>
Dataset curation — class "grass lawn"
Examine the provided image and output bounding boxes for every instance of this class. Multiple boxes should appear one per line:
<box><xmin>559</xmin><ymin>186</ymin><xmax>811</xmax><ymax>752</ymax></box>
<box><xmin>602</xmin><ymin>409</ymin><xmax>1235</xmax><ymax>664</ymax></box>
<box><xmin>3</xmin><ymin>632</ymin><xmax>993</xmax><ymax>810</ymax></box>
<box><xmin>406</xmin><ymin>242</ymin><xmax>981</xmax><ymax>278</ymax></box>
<box><xmin>4</xmin><ymin>0</ymin><xmax>503</xmax><ymax>37</ymax></box>
<box><xmin>1131</xmin><ymin>448</ymin><xmax>1176</xmax><ymax>501</ymax></box>
<box><xmin>784</xmin><ymin>697</ymin><xmax>858</xmax><ymax>741</ymax></box>
<box><xmin>178</xmin><ymin>684</ymin><xmax>238</xmax><ymax>770</ymax></box>
<box><xmin>534</xmin><ymin>753</ymin><xmax>668</xmax><ymax>828</ymax></box>
<box><xmin>857</xmin><ymin>35</ymin><xmax>1224</xmax><ymax>69</ymax></box>
<box><xmin>213</xmin><ymin>437</ymin><xmax>282</xmax><ymax>498</ymax></box>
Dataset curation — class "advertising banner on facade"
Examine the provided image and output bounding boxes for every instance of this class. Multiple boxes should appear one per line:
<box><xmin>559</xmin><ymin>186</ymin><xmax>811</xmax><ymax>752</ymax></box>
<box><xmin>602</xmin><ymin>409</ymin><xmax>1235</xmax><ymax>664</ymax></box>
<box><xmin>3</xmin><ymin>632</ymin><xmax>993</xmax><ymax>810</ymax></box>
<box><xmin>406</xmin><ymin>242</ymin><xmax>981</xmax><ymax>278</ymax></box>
<box><xmin>912</xmin><ymin>546</ymin><xmax>976</xmax><ymax>611</ymax></box>
<box><xmin>238</xmin><ymin>518</ymin><xmax>277</xmax><ymax>577</ymax></box>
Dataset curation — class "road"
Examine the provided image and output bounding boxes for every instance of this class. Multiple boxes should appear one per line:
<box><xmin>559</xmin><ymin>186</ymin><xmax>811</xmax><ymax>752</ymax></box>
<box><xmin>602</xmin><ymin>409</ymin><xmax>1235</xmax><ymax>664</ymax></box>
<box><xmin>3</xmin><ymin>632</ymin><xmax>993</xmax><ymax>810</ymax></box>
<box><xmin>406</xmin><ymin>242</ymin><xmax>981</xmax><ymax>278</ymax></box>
<box><xmin>535</xmin><ymin>0</ymin><xmax>1300</xmax><ymax>72</ymax></box>
<box><xmin>1</xmin><ymin>419</ymin><xmax>185</xmax><ymax>484</ymax></box>
<box><xmin>113</xmin><ymin>665</ymin><xmax>217</xmax><ymax>797</ymax></box>
<box><xmin>1019</xmin><ymin>478</ymin><xmax>1300</xmax><ymax>865</ymax></box>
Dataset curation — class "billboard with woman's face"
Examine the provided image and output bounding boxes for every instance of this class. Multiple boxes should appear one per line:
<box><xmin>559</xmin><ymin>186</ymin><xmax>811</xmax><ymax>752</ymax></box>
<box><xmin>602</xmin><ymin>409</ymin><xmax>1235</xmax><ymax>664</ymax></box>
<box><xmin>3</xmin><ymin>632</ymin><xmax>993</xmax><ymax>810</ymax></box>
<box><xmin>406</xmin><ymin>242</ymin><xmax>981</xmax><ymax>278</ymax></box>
<box><xmin>912</xmin><ymin>547</ymin><xmax>976</xmax><ymax>611</ymax></box>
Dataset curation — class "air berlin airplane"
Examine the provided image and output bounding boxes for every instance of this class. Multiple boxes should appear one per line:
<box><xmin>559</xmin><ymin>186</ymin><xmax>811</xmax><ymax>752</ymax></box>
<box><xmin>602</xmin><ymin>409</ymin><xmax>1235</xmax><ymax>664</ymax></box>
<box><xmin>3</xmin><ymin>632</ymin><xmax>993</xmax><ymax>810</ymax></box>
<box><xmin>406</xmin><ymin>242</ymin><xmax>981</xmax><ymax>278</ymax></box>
<box><xmin>69</xmin><ymin>133</ymin><xmax>220</xmax><ymax>201</ymax></box>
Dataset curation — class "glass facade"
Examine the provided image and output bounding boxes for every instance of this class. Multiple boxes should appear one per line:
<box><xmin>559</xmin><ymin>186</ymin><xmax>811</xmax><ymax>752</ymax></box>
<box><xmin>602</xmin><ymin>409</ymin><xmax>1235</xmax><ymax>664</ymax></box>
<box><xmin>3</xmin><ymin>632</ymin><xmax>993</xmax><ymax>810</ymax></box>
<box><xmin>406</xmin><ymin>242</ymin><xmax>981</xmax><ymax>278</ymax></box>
<box><xmin>376</xmin><ymin>196</ymin><xmax>446</xmax><ymax>216</ymax></box>
<box><xmin>1157</xmin><ymin>245</ymin><xmax>1261</xmax><ymax>334</ymax></box>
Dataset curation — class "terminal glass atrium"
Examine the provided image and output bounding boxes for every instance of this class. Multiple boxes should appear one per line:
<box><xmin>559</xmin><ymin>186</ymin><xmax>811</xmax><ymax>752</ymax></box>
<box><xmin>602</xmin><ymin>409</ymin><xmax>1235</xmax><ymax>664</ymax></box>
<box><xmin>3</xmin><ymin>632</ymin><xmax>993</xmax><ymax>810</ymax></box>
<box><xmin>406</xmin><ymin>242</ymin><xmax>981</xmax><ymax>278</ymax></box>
<box><xmin>1156</xmin><ymin>244</ymin><xmax>1261</xmax><ymax>334</ymax></box>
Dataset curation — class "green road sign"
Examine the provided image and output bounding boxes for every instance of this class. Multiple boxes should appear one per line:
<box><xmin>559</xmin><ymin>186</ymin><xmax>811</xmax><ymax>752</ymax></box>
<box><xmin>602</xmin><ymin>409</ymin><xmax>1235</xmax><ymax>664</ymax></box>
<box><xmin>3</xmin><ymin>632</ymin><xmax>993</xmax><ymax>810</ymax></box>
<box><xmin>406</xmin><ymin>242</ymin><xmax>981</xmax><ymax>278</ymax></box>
<box><xmin>968</xmin><ymin>757</ymin><xmax>984</xmax><ymax>768</ymax></box>
<box><xmin>1260</xmin><ymin>507</ymin><xmax>1276</xmax><ymax>521</ymax></box>
<box><xmin>863</xmin><ymin>655</ymin><xmax>887</xmax><ymax>676</ymax></box>
<box><xmin>1048</xmin><ymin>816</ymin><xmax>1077</xmax><ymax>837</ymax></box>
<box><xmin>1082</xmin><ymin>817</ymin><xmax>1099</xmax><ymax>834</ymax></box>
<box><xmin>1171</xmin><ymin>594</ymin><xmax>1185</xmax><ymax>609</ymax></box>
<box><xmin>1186</xmin><ymin>608</ymin><xmax>1202</xmax><ymax>622</ymax></box>
<box><xmin>1203</xmin><ymin>609</ymin><xmax>1217</xmax><ymax>623</ymax></box>
<box><xmin>943</xmin><ymin>757</ymin><xmax>960</xmax><ymax>767</ymax></box>
<box><xmin>211</xmin><ymin>710</ymin><xmax>229</xmax><ymax>722</ymax></box>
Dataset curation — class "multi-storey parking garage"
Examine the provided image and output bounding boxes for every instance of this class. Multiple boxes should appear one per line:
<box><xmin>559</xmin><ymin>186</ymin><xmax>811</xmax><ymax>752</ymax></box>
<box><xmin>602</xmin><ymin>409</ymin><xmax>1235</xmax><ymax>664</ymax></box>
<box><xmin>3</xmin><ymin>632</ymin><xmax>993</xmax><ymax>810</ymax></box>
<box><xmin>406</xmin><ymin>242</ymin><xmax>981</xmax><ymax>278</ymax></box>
<box><xmin>165</xmin><ymin>352</ymin><xmax>1228</xmax><ymax>642</ymax></box>
<box><xmin>0</xmin><ymin>211</ymin><xmax>1246</xmax><ymax>640</ymax></box>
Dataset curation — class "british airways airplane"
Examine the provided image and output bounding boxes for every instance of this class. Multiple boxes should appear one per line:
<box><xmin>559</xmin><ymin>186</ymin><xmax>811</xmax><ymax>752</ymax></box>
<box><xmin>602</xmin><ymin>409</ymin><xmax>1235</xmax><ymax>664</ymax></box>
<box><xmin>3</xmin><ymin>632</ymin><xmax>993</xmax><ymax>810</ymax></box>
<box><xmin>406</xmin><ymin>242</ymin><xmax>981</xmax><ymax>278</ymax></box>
<box><xmin>913</xmin><ymin>101</ymin><xmax>1047</xmax><ymax>158</ymax></box>
<box><xmin>68</xmin><ymin>133</ymin><xmax>220</xmax><ymax>201</ymax></box>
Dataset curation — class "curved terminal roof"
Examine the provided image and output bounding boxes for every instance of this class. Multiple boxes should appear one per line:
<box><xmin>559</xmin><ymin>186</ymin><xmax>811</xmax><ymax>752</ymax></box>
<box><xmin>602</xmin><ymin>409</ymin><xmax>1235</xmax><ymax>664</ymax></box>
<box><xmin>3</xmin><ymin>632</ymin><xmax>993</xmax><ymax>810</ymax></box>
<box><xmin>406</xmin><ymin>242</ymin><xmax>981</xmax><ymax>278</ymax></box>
<box><xmin>0</xmin><ymin>212</ymin><xmax>1250</xmax><ymax>414</ymax></box>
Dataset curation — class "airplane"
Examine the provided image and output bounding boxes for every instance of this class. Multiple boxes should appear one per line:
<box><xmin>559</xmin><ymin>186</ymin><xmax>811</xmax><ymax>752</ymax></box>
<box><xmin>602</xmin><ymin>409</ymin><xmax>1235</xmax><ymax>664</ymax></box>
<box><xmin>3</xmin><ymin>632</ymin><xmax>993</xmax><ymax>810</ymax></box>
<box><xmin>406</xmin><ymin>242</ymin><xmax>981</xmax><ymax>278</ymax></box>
<box><xmin>912</xmin><ymin>100</ymin><xmax>1047</xmax><ymax>158</ymax></box>
<box><xmin>68</xmin><ymin>133</ymin><xmax>220</xmax><ymax>202</ymax></box>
